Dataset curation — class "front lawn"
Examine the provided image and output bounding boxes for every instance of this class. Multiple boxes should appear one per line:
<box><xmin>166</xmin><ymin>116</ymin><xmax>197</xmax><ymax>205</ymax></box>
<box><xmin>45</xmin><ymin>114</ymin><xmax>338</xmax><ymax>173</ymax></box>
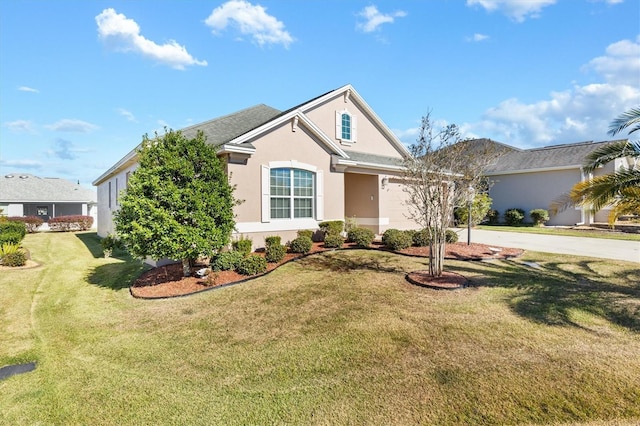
<box><xmin>477</xmin><ymin>224</ymin><xmax>640</xmax><ymax>241</ymax></box>
<box><xmin>1</xmin><ymin>232</ymin><xmax>639</xmax><ymax>425</ymax></box>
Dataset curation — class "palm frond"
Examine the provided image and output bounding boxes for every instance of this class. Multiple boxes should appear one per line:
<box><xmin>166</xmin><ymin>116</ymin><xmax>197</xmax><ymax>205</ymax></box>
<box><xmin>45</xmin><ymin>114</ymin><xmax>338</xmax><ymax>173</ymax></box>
<box><xmin>582</xmin><ymin>140</ymin><xmax>639</xmax><ymax>173</ymax></box>
<box><xmin>570</xmin><ymin>167</ymin><xmax>640</xmax><ymax>211</ymax></box>
<box><xmin>608</xmin><ymin>107</ymin><xmax>640</xmax><ymax>136</ymax></box>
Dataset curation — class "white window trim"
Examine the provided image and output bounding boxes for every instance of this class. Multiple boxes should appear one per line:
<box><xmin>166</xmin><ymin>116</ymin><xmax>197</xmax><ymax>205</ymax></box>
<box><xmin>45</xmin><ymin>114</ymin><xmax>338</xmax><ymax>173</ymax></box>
<box><xmin>335</xmin><ymin>109</ymin><xmax>357</xmax><ymax>145</ymax></box>
<box><xmin>261</xmin><ymin>160</ymin><xmax>324</xmax><ymax>223</ymax></box>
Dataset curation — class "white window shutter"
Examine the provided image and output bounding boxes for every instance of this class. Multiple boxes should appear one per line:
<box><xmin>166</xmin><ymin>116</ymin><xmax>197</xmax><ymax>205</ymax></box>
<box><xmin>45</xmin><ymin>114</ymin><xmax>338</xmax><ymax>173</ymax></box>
<box><xmin>316</xmin><ymin>170</ymin><xmax>324</xmax><ymax>221</ymax></box>
<box><xmin>261</xmin><ymin>165</ymin><xmax>270</xmax><ymax>222</ymax></box>
<box><xmin>335</xmin><ymin>111</ymin><xmax>341</xmax><ymax>139</ymax></box>
<box><xmin>351</xmin><ymin>115</ymin><xmax>357</xmax><ymax>142</ymax></box>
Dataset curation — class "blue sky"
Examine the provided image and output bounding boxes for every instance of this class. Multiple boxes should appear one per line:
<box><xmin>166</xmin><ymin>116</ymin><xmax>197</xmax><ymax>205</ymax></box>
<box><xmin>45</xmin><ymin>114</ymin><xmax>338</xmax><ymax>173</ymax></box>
<box><xmin>1</xmin><ymin>0</ymin><xmax>638</xmax><ymax>189</ymax></box>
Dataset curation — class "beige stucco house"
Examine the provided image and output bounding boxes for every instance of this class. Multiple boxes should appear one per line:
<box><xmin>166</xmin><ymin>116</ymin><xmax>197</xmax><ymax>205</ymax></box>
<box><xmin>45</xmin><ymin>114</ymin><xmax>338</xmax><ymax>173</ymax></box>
<box><xmin>482</xmin><ymin>139</ymin><xmax>630</xmax><ymax>225</ymax></box>
<box><xmin>93</xmin><ymin>84</ymin><xmax>419</xmax><ymax>247</ymax></box>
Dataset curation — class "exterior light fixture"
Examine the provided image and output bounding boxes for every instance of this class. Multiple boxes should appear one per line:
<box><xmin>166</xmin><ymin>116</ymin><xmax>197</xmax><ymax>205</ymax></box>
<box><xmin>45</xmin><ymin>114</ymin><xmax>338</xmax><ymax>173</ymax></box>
<box><xmin>381</xmin><ymin>176</ymin><xmax>389</xmax><ymax>189</ymax></box>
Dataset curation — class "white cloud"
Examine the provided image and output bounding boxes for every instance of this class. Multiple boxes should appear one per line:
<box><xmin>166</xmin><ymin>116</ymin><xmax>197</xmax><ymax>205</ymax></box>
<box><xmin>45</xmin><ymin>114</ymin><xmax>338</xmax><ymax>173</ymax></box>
<box><xmin>356</xmin><ymin>5</ymin><xmax>407</xmax><ymax>33</ymax></box>
<box><xmin>205</xmin><ymin>0</ymin><xmax>294</xmax><ymax>48</ymax></box>
<box><xmin>466</xmin><ymin>0</ymin><xmax>556</xmax><ymax>22</ymax></box>
<box><xmin>0</xmin><ymin>158</ymin><xmax>43</xmax><ymax>170</ymax></box>
<box><xmin>459</xmin><ymin>37</ymin><xmax>640</xmax><ymax>148</ymax></box>
<box><xmin>18</xmin><ymin>86</ymin><xmax>39</xmax><ymax>93</ymax></box>
<box><xmin>466</xmin><ymin>33</ymin><xmax>489</xmax><ymax>42</ymax></box>
<box><xmin>117</xmin><ymin>108</ymin><xmax>137</xmax><ymax>122</ymax></box>
<box><xmin>4</xmin><ymin>120</ymin><xmax>36</xmax><ymax>133</ymax></box>
<box><xmin>46</xmin><ymin>119</ymin><xmax>98</xmax><ymax>133</ymax></box>
<box><xmin>96</xmin><ymin>8</ymin><xmax>207</xmax><ymax>70</ymax></box>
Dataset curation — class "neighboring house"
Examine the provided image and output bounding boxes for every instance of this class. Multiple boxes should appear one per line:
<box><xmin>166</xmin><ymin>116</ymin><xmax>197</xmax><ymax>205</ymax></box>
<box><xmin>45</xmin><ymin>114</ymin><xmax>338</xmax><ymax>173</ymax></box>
<box><xmin>482</xmin><ymin>139</ymin><xmax>630</xmax><ymax>225</ymax></box>
<box><xmin>0</xmin><ymin>173</ymin><xmax>98</xmax><ymax>226</ymax></box>
<box><xmin>93</xmin><ymin>84</ymin><xmax>419</xmax><ymax>247</ymax></box>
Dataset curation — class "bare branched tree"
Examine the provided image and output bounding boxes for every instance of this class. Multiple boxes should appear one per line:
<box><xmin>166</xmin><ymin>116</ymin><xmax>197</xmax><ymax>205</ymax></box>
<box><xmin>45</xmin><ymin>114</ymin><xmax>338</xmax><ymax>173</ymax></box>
<box><xmin>402</xmin><ymin>112</ymin><xmax>502</xmax><ymax>276</ymax></box>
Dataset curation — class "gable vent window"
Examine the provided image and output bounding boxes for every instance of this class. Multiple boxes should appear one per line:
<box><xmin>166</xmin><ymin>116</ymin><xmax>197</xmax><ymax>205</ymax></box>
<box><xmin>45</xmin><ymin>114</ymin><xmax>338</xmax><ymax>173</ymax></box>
<box><xmin>335</xmin><ymin>110</ymin><xmax>357</xmax><ymax>144</ymax></box>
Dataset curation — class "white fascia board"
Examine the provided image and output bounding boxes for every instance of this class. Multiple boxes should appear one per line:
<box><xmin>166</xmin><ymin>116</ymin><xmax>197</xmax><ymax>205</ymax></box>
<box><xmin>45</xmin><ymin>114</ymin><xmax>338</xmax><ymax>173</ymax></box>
<box><xmin>485</xmin><ymin>164</ymin><xmax>581</xmax><ymax>176</ymax></box>
<box><xmin>218</xmin><ymin>144</ymin><xmax>256</xmax><ymax>155</ymax></box>
<box><xmin>92</xmin><ymin>145</ymin><xmax>140</xmax><ymax>186</ymax></box>
<box><xmin>227</xmin><ymin>109</ymin><xmax>350</xmax><ymax>159</ymax></box>
<box><xmin>299</xmin><ymin>84</ymin><xmax>411</xmax><ymax>158</ymax></box>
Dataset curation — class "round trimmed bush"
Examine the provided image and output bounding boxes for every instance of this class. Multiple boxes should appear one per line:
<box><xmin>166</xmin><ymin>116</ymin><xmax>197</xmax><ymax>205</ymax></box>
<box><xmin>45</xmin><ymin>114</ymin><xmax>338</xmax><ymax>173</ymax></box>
<box><xmin>210</xmin><ymin>251</ymin><xmax>244</xmax><ymax>271</ymax></box>
<box><xmin>445</xmin><ymin>229</ymin><xmax>459</xmax><ymax>243</ymax></box>
<box><xmin>232</xmin><ymin>237</ymin><xmax>253</xmax><ymax>256</ymax></box>
<box><xmin>504</xmin><ymin>208</ymin><xmax>525</xmax><ymax>226</ymax></box>
<box><xmin>530</xmin><ymin>209</ymin><xmax>549</xmax><ymax>226</ymax></box>
<box><xmin>323</xmin><ymin>233</ymin><xmax>344</xmax><ymax>248</ymax></box>
<box><xmin>347</xmin><ymin>227</ymin><xmax>375</xmax><ymax>248</ymax></box>
<box><xmin>318</xmin><ymin>221</ymin><xmax>344</xmax><ymax>238</ymax></box>
<box><xmin>297</xmin><ymin>230</ymin><xmax>313</xmax><ymax>240</ymax></box>
<box><xmin>412</xmin><ymin>228</ymin><xmax>432</xmax><ymax>247</ymax></box>
<box><xmin>264</xmin><ymin>236</ymin><xmax>282</xmax><ymax>248</ymax></box>
<box><xmin>0</xmin><ymin>232</ymin><xmax>23</xmax><ymax>245</ymax></box>
<box><xmin>265</xmin><ymin>244</ymin><xmax>286</xmax><ymax>263</ymax></box>
<box><xmin>237</xmin><ymin>254</ymin><xmax>267</xmax><ymax>275</ymax></box>
<box><xmin>289</xmin><ymin>236</ymin><xmax>313</xmax><ymax>254</ymax></box>
<box><xmin>382</xmin><ymin>229</ymin><xmax>412</xmax><ymax>251</ymax></box>
<box><xmin>485</xmin><ymin>209</ymin><xmax>500</xmax><ymax>224</ymax></box>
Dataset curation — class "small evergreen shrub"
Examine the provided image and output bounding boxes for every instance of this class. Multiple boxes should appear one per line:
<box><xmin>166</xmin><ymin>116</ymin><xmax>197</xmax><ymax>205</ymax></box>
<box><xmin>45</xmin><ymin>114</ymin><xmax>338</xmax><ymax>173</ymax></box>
<box><xmin>210</xmin><ymin>251</ymin><xmax>244</xmax><ymax>271</ymax></box>
<box><xmin>412</xmin><ymin>229</ymin><xmax>432</xmax><ymax>247</ymax></box>
<box><xmin>297</xmin><ymin>230</ymin><xmax>313</xmax><ymax>240</ymax></box>
<box><xmin>101</xmin><ymin>233</ymin><xmax>124</xmax><ymax>251</ymax></box>
<box><xmin>264</xmin><ymin>236</ymin><xmax>282</xmax><ymax>248</ymax></box>
<box><xmin>265</xmin><ymin>244</ymin><xmax>286</xmax><ymax>263</ymax></box>
<box><xmin>0</xmin><ymin>221</ymin><xmax>27</xmax><ymax>244</ymax></box>
<box><xmin>8</xmin><ymin>216</ymin><xmax>43</xmax><ymax>233</ymax></box>
<box><xmin>289</xmin><ymin>236</ymin><xmax>313</xmax><ymax>254</ymax></box>
<box><xmin>445</xmin><ymin>229</ymin><xmax>459</xmax><ymax>243</ymax></box>
<box><xmin>232</xmin><ymin>236</ymin><xmax>253</xmax><ymax>256</ymax></box>
<box><xmin>530</xmin><ymin>209</ymin><xmax>549</xmax><ymax>226</ymax></box>
<box><xmin>1</xmin><ymin>243</ymin><xmax>26</xmax><ymax>267</ymax></box>
<box><xmin>347</xmin><ymin>227</ymin><xmax>375</xmax><ymax>248</ymax></box>
<box><xmin>0</xmin><ymin>232</ymin><xmax>23</xmax><ymax>245</ymax></box>
<box><xmin>318</xmin><ymin>221</ymin><xmax>344</xmax><ymax>237</ymax></box>
<box><xmin>382</xmin><ymin>229</ymin><xmax>412</xmax><ymax>251</ymax></box>
<box><xmin>504</xmin><ymin>208</ymin><xmax>525</xmax><ymax>226</ymax></box>
<box><xmin>323</xmin><ymin>233</ymin><xmax>343</xmax><ymax>248</ymax></box>
<box><xmin>485</xmin><ymin>209</ymin><xmax>500</xmax><ymax>224</ymax></box>
<box><xmin>344</xmin><ymin>216</ymin><xmax>358</xmax><ymax>234</ymax></box>
<box><xmin>237</xmin><ymin>254</ymin><xmax>267</xmax><ymax>275</ymax></box>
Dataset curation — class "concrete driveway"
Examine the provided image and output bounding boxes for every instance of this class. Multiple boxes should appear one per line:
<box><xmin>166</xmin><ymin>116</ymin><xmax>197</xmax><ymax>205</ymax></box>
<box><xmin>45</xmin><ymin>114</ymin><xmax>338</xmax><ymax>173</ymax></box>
<box><xmin>458</xmin><ymin>228</ymin><xmax>640</xmax><ymax>263</ymax></box>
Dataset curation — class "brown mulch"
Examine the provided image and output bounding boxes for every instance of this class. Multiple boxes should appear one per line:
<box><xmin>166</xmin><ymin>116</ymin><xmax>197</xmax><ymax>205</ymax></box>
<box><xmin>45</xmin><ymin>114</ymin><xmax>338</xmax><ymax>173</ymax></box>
<box><xmin>130</xmin><ymin>242</ymin><xmax>524</xmax><ymax>299</ymax></box>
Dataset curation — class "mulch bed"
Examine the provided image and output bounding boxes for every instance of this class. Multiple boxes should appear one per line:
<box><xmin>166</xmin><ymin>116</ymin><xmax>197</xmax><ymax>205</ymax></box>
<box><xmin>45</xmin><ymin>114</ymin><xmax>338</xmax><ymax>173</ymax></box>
<box><xmin>131</xmin><ymin>241</ymin><xmax>523</xmax><ymax>299</ymax></box>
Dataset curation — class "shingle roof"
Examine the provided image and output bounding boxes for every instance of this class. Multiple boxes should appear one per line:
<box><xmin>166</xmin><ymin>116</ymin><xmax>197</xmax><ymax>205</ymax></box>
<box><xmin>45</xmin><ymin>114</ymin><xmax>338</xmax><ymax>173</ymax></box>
<box><xmin>0</xmin><ymin>173</ymin><xmax>97</xmax><ymax>203</ymax></box>
<box><xmin>343</xmin><ymin>150</ymin><xmax>404</xmax><ymax>167</ymax></box>
<box><xmin>483</xmin><ymin>139</ymin><xmax>626</xmax><ymax>174</ymax></box>
<box><xmin>180</xmin><ymin>104</ymin><xmax>282</xmax><ymax>146</ymax></box>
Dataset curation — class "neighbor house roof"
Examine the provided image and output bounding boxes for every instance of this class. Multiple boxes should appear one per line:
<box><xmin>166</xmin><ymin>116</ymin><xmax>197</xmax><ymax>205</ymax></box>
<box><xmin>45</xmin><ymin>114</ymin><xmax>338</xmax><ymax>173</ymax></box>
<box><xmin>0</xmin><ymin>173</ymin><xmax>97</xmax><ymax>203</ymax></box>
<box><xmin>482</xmin><ymin>139</ymin><xmax>627</xmax><ymax>175</ymax></box>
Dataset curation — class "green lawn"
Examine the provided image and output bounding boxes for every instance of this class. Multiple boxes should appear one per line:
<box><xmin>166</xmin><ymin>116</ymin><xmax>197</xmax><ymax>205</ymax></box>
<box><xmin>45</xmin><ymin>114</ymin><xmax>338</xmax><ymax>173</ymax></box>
<box><xmin>477</xmin><ymin>224</ymin><xmax>640</xmax><ymax>241</ymax></box>
<box><xmin>1</xmin><ymin>232</ymin><xmax>639</xmax><ymax>425</ymax></box>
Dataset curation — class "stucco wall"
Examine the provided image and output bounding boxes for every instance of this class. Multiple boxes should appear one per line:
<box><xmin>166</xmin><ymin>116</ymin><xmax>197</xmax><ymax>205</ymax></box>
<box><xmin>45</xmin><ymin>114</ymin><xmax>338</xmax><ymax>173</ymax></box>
<box><xmin>344</xmin><ymin>173</ymin><xmax>378</xmax><ymax>225</ymax></box>
<box><xmin>379</xmin><ymin>176</ymin><xmax>418</xmax><ymax>231</ymax></box>
<box><xmin>488</xmin><ymin>169</ymin><xmax>582</xmax><ymax>225</ymax></box>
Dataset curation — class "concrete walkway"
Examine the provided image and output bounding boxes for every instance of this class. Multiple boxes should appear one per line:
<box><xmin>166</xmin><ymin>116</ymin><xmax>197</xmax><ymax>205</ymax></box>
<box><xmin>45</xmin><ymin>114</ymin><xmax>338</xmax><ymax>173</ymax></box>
<box><xmin>458</xmin><ymin>228</ymin><xmax>640</xmax><ymax>263</ymax></box>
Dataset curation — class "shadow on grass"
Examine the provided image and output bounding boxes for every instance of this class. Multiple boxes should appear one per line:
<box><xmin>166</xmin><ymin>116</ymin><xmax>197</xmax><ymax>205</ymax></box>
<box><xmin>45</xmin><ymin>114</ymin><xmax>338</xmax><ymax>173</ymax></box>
<box><xmin>455</xmin><ymin>258</ymin><xmax>640</xmax><ymax>332</ymax></box>
<box><xmin>75</xmin><ymin>232</ymin><xmax>130</xmax><ymax>260</ymax></box>
<box><xmin>86</xmin><ymin>259</ymin><xmax>148</xmax><ymax>291</ymax></box>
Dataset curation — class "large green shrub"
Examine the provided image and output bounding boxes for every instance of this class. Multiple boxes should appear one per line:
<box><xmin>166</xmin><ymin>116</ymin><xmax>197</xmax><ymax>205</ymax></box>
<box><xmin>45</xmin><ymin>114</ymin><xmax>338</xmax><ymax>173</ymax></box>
<box><xmin>237</xmin><ymin>254</ymin><xmax>267</xmax><ymax>275</ymax></box>
<box><xmin>0</xmin><ymin>232</ymin><xmax>23</xmax><ymax>245</ymax></box>
<box><xmin>504</xmin><ymin>208</ymin><xmax>525</xmax><ymax>226</ymax></box>
<box><xmin>210</xmin><ymin>251</ymin><xmax>244</xmax><ymax>271</ymax></box>
<box><xmin>455</xmin><ymin>193</ymin><xmax>493</xmax><ymax>226</ymax></box>
<box><xmin>347</xmin><ymin>227</ymin><xmax>375</xmax><ymax>248</ymax></box>
<box><xmin>382</xmin><ymin>229</ymin><xmax>412</xmax><ymax>251</ymax></box>
<box><xmin>289</xmin><ymin>236</ymin><xmax>313</xmax><ymax>254</ymax></box>
<box><xmin>0</xmin><ymin>221</ymin><xmax>26</xmax><ymax>241</ymax></box>
<box><xmin>412</xmin><ymin>228</ymin><xmax>432</xmax><ymax>247</ymax></box>
<box><xmin>530</xmin><ymin>209</ymin><xmax>549</xmax><ymax>226</ymax></box>
<box><xmin>323</xmin><ymin>233</ymin><xmax>343</xmax><ymax>248</ymax></box>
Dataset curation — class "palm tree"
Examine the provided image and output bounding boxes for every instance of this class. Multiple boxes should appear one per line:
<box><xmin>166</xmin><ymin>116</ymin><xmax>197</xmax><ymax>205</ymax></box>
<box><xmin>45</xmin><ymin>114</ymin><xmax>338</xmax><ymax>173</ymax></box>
<box><xmin>567</xmin><ymin>107</ymin><xmax>640</xmax><ymax>224</ymax></box>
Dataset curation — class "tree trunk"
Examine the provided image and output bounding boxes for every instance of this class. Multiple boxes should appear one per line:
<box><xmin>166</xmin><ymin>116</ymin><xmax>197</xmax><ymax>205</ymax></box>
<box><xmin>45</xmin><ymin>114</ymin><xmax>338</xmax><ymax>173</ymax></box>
<box><xmin>182</xmin><ymin>258</ymin><xmax>192</xmax><ymax>277</ymax></box>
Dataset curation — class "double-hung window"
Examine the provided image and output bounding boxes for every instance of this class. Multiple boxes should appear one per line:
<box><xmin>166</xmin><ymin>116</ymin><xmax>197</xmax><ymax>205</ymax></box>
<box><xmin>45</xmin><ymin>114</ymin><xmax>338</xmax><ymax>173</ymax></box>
<box><xmin>270</xmin><ymin>168</ymin><xmax>314</xmax><ymax>219</ymax></box>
